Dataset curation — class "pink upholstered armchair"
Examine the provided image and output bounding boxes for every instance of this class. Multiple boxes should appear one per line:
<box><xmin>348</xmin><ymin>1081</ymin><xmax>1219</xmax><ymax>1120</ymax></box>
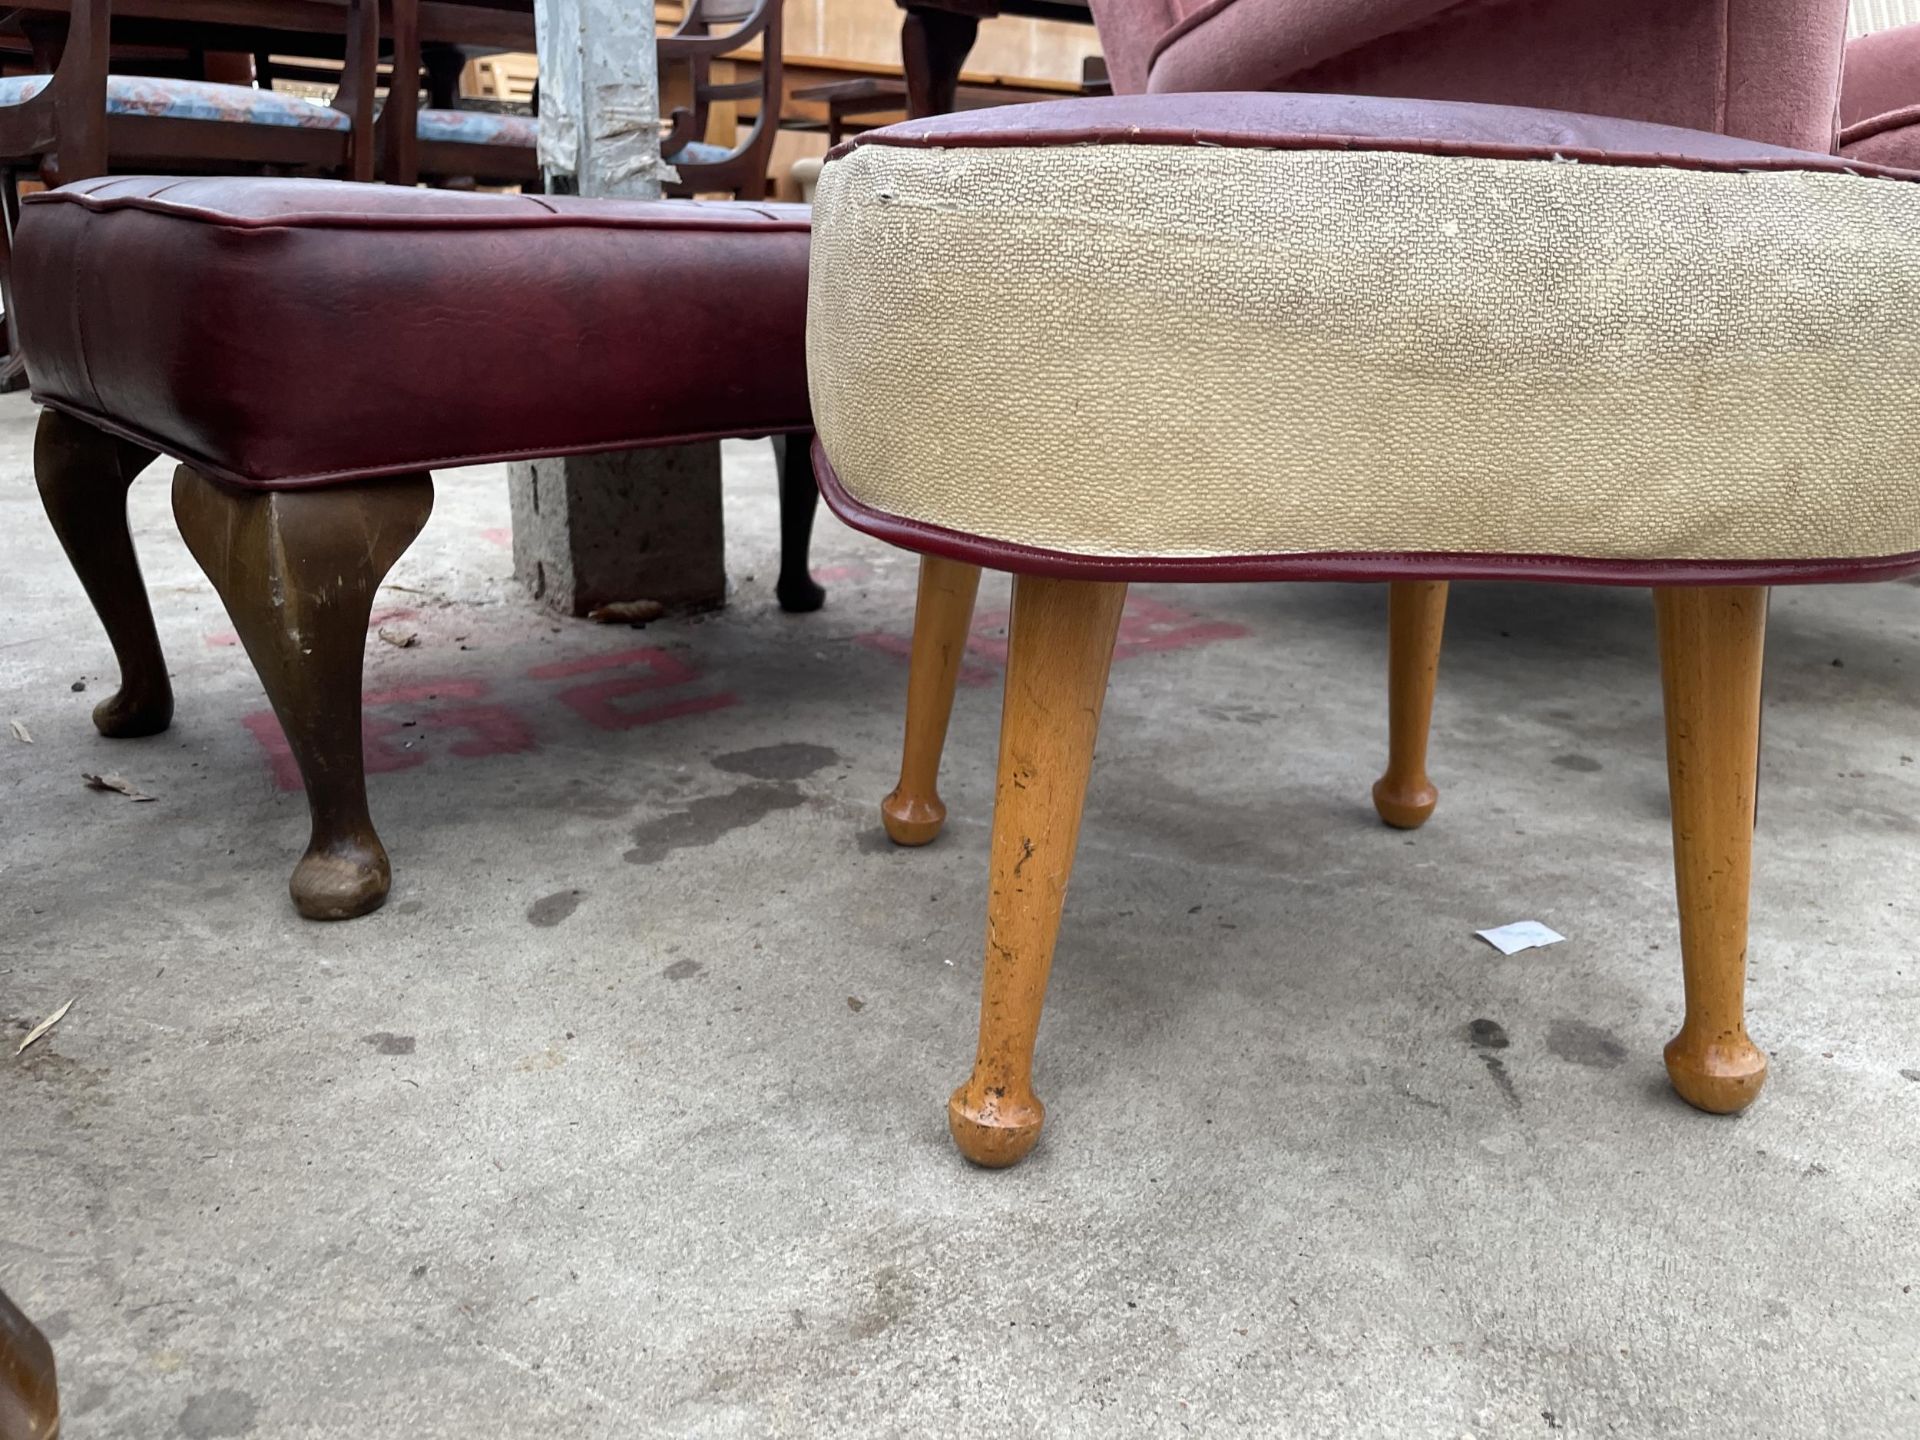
<box><xmin>1084</xmin><ymin>0</ymin><xmax>1853</xmax><ymax>832</ymax></box>
<box><xmin>1090</xmin><ymin>0</ymin><xmax>1848</xmax><ymax>150</ymax></box>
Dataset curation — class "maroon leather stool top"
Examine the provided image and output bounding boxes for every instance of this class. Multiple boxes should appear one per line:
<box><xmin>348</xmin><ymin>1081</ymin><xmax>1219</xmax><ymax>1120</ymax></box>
<box><xmin>15</xmin><ymin>177</ymin><xmax>813</xmax><ymax>489</ymax></box>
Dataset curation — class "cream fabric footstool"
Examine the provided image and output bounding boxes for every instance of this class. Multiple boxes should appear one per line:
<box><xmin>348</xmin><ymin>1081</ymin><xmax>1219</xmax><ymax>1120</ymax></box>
<box><xmin>806</xmin><ymin>93</ymin><xmax>1920</xmax><ymax>1167</ymax></box>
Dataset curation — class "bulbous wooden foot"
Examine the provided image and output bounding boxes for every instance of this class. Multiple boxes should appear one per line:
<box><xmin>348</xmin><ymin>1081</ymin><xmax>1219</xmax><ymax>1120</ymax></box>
<box><xmin>773</xmin><ymin>434</ymin><xmax>826</xmax><ymax>614</ymax></box>
<box><xmin>1664</xmin><ymin>1030</ymin><xmax>1768</xmax><ymax>1114</ymax></box>
<box><xmin>948</xmin><ymin>1082</ymin><xmax>1045</xmax><ymax>1168</ymax></box>
<box><xmin>173</xmin><ymin>465</ymin><xmax>433</xmax><ymax>921</ymax></box>
<box><xmin>33</xmin><ymin>409</ymin><xmax>170</xmax><ymax>737</ymax></box>
<box><xmin>949</xmin><ymin>575</ymin><xmax>1126</xmax><ymax>1168</ymax></box>
<box><xmin>1656</xmin><ymin>585</ymin><xmax>1770</xmax><ymax>1115</ymax></box>
<box><xmin>291</xmin><ymin>840</ymin><xmax>395</xmax><ymax>923</ymax></box>
<box><xmin>1372</xmin><ymin>580</ymin><xmax>1447</xmax><ymax>830</ymax></box>
<box><xmin>883</xmin><ymin>555</ymin><xmax>981</xmax><ymax>846</ymax></box>
<box><xmin>1371</xmin><ymin>775</ymin><xmax>1437</xmax><ymax>830</ymax></box>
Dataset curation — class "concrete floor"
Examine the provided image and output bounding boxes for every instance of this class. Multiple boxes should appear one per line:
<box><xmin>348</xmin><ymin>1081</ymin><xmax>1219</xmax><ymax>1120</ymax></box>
<box><xmin>2</xmin><ymin>387</ymin><xmax>1917</xmax><ymax>1437</ymax></box>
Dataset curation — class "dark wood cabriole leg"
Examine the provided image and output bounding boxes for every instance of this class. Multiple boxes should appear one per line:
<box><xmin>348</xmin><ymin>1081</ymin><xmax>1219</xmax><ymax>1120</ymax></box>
<box><xmin>172</xmin><ymin>465</ymin><xmax>433</xmax><ymax>921</ymax></box>
<box><xmin>883</xmin><ymin>554</ymin><xmax>982</xmax><ymax>846</ymax></box>
<box><xmin>33</xmin><ymin>408</ymin><xmax>170</xmax><ymax>736</ymax></box>
<box><xmin>772</xmin><ymin>433</ymin><xmax>825</xmax><ymax>614</ymax></box>
<box><xmin>1655</xmin><ymin>585</ymin><xmax>1770</xmax><ymax>1113</ymax></box>
<box><xmin>949</xmin><ymin>574</ymin><xmax>1127</xmax><ymax>1168</ymax></box>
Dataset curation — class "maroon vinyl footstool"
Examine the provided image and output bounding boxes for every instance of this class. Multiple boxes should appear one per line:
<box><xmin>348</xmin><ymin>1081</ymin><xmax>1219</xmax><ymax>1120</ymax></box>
<box><xmin>17</xmin><ymin>177</ymin><xmax>820</xmax><ymax>920</ymax></box>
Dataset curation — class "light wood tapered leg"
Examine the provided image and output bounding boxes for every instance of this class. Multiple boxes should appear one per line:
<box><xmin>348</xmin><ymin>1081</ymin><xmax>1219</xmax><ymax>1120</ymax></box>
<box><xmin>949</xmin><ymin>575</ymin><xmax>1127</xmax><ymax>1167</ymax></box>
<box><xmin>34</xmin><ymin>409</ymin><xmax>168</xmax><ymax>737</ymax></box>
<box><xmin>882</xmin><ymin>555</ymin><xmax>982</xmax><ymax>845</ymax></box>
<box><xmin>1656</xmin><ymin>585</ymin><xmax>1769</xmax><ymax>1114</ymax></box>
<box><xmin>1373</xmin><ymin>580</ymin><xmax>1447</xmax><ymax>828</ymax></box>
<box><xmin>173</xmin><ymin>465</ymin><xmax>433</xmax><ymax>921</ymax></box>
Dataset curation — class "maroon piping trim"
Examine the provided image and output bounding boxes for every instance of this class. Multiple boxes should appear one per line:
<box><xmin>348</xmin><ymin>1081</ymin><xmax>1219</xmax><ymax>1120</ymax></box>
<box><xmin>827</xmin><ymin>114</ymin><xmax>1920</xmax><ymax>185</ymax></box>
<box><xmin>21</xmin><ymin>189</ymin><xmax>812</xmax><ymax>234</ymax></box>
<box><xmin>810</xmin><ymin>441</ymin><xmax>1920</xmax><ymax>588</ymax></box>
<box><xmin>31</xmin><ymin>394</ymin><xmax>811</xmax><ymax>492</ymax></box>
<box><xmin>1840</xmin><ymin>103</ymin><xmax>1920</xmax><ymax>150</ymax></box>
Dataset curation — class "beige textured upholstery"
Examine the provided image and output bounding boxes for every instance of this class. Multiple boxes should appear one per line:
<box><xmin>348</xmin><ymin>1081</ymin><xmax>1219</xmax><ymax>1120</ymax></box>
<box><xmin>808</xmin><ymin>141</ymin><xmax>1920</xmax><ymax>568</ymax></box>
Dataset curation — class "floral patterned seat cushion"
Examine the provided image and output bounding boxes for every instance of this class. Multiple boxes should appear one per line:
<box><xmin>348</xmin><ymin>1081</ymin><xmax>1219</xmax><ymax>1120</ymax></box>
<box><xmin>0</xmin><ymin>75</ymin><xmax>351</xmax><ymax>130</ymax></box>
<box><xmin>670</xmin><ymin>140</ymin><xmax>730</xmax><ymax>164</ymax></box>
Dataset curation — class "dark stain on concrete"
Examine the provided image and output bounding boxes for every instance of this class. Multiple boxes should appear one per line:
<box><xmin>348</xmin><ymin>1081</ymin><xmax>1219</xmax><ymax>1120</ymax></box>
<box><xmin>1901</xmin><ymin>1068</ymin><xmax>1920</xmax><ymax>1083</ymax></box>
<box><xmin>178</xmin><ymin>1388</ymin><xmax>258</xmax><ymax>1437</ymax></box>
<box><xmin>1466</xmin><ymin>1018</ymin><xmax>1521</xmax><ymax>1111</ymax></box>
<box><xmin>1547</xmin><ymin>1019</ymin><xmax>1628</xmax><ymax>1070</ymax></box>
<box><xmin>68</xmin><ymin>1381</ymin><xmax>113</xmax><ymax>1416</ymax></box>
<box><xmin>1467</xmin><ymin>1018</ymin><xmax>1510</xmax><ymax>1050</ymax></box>
<box><xmin>363</xmin><ymin>1032</ymin><xmax>415</xmax><ymax>1056</ymax></box>
<box><xmin>1551</xmin><ymin>753</ymin><xmax>1603</xmax><ymax>773</ymax></box>
<box><xmin>663</xmin><ymin>959</ymin><xmax>705</xmax><ymax>981</ymax></box>
<box><xmin>625</xmin><ymin>784</ymin><xmax>807</xmax><ymax>865</ymax></box>
<box><xmin>712</xmin><ymin>742</ymin><xmax>839</xmax><ymax>781</ymax></box>
<box><xmin>526</xmin><ymin>889</ymin><xmax>583</xmax><ymax>927</ymax></box>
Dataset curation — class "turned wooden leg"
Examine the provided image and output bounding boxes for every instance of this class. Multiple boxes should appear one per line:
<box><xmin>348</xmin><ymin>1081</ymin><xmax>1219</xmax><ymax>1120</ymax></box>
<box><xmin>33</xmin><ymin>409</ymin><xmax>169</xmax><ymax>736</ymax></box>
<box><xmin>1372</xmin><ymin>579</ymin><xmax>1447</xmax><ymax>829</ymax></box>
<box><xmin>883</xmin><ymin>555</ymin><xmax>983</xmax><ymax>846</ymax></box>
<box><xmin>772</xmin><ymin>433</ymin><xmax>825</xmax><ymax>614</ymax></box>
<box><xmin>949</xmin><ymin>575</ymin><xmax>1127</xmax><ymax>1168</ymax></box>
<box><xmin>173</xmin><ymin>466</ymin><xmax>433</xmax><ymax>921</ymax></box>
<box><xmin>0</xmin><ymin>1287</ymin><xmax>58</xmax><ymax>1440</ymax></box>
<box><xmin>1656</xmin><ymin>585</ymin><xmax>1769</xmax><ymax>1114</ymax></box>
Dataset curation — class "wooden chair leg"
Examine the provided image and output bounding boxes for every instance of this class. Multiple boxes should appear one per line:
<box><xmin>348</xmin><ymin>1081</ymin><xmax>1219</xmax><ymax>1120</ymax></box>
<box><xmin>1655</xmin><ymin>585</ymin><xmax>1769</xmax><ymax>1114</ymax></box>
<box><xmin>772</xmin><ymin>433</ymin><xmax>825</xmax><ymax>614</ymax></box>
<box><xmin>0</xmin><ymin>1286</ymin><xmax>58</xmax><ymax>1440</ymax></box>
<box><xmin>172</xmin><ymin>465</ymin><xmax>434</xmax><ymax>921</ymax></box>
<box><xmin>1372</xmin><ymin>579</ymin><xmax>1447</xmax><ymax>829</ymax></box>
<box><xmin>882</xmin><ymin>555</ymin><xmax>982</xmax><ymax>845</ymax></box>
<box><xmin>949</xmin><ymin>575</ymin><xmax>1127</xmax><ymax>1168</ymax></box>
<box><xmin>33</xmin><ymin>409</ymin><xmax>169</xmax><ymax>737</ymax></box>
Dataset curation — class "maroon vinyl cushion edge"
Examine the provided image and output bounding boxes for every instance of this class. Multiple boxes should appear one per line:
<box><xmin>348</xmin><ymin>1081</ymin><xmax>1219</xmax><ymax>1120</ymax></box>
<box><xmin>811</xmin><ymin>444</ymin><xmax>1920</xmax><ymax>588</ymax></box>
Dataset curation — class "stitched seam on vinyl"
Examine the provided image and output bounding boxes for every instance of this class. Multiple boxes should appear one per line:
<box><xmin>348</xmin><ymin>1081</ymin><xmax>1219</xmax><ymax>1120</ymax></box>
<box><xmin>23</xmin><ymin>396</ymin><xmax>813</xmax><ymax>487</ymax></box>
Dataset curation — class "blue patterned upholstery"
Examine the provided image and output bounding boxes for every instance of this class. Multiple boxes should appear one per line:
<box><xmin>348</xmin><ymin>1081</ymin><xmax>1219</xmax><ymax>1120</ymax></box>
<box><xmin>670</xmin><ymin>140</ymin><xmax>733</xmax><ymax>165</ymax></box>
<box><xmin>415</xmin><ymin>108</ymin><xmax>537</xmax><ymax>147</ymax></box>
<box><xmin>0</xmin><ymin>75</ymin><xmax>351</xmax><ymax>130</ymax></box>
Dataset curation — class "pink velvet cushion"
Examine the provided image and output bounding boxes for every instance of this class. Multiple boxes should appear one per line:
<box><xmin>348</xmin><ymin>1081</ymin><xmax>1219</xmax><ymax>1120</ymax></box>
<box><xmin>1841</xmin><ymin>24</ymin><xmax>1920</xmax><ymax>168</ymax></box>
<box><xmin>1136</xmin><ymin>0</ymin><xmax>1849</xmax><ymax>153</ymax></box>
<box><xmin>1842</xmin><ymin>21</ymin><xmax>1920</xmax><ymax>128</ymax></box>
